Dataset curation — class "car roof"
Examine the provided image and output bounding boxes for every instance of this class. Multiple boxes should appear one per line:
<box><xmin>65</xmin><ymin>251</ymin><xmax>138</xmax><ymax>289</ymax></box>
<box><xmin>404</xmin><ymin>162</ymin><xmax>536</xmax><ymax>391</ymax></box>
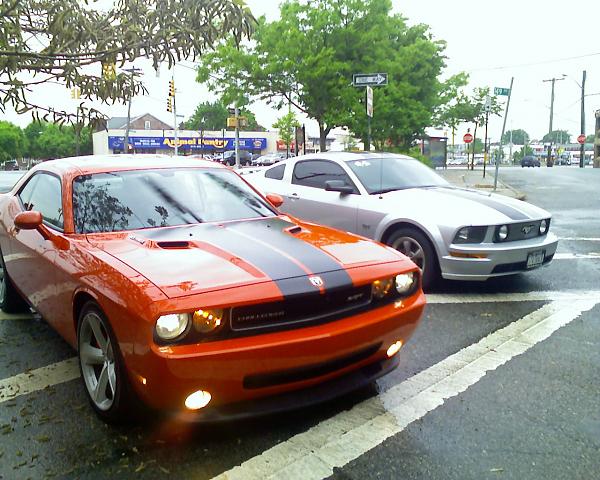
<box><xmin>28</xmin><ymin>154</ymin><xmax>224</xmax><ymax>176</ymax></box>
<box><xmin>284</xmin><ymin>151</ymin><xmax>414</xmax><ymax>162</ymax></box>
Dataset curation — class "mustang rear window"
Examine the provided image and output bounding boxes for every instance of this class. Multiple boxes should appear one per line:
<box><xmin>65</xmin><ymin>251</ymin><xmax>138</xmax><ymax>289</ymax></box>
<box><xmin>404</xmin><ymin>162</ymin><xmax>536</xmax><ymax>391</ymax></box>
<box><xmin>73</xmin><ymin>168</ymin><xmax>275</xmax><ymax>233</ymax></box>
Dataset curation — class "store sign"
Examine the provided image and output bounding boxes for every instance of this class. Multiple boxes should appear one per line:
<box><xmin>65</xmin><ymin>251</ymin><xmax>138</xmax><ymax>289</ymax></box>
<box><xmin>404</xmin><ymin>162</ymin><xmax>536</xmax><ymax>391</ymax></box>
<box><xmin>108</xmin><ymin>136</ymin><xmax>267</xmax><ymax>151</ymax></box>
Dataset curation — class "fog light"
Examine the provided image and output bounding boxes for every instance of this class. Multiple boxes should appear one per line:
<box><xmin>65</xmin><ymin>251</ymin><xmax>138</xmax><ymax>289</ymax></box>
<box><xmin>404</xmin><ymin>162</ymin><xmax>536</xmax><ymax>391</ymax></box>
<box><xmin>386</xmin><ymin>340</ymin><xmax>403</xmax><ymax>357</ymax></box>
<box><xmin>185</xmin><ymin>390</ymin><xmax>212</xmax><ymax>410</ymax></box>
<box><xmin>497</xmin><ymin>225</ymin><xmax>509</xmax><ymax>241</ymax></box>
<box><xmin>539</xmin><ymin>219</ymin><xmax>548</xmax><ymax>235</ymax></box>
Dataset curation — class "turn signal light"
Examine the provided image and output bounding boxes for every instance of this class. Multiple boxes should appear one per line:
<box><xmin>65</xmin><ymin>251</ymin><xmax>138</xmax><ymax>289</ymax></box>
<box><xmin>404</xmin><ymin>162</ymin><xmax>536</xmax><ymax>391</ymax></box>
<box><xmin>185</xmin><ymin>390</ymin><xmax>212</xmax><ymax>410</ymax></box>
<box><xmin>386</xmin><ymin>340</ymin><xmax>403</xmax><ymax>358</ymax></box>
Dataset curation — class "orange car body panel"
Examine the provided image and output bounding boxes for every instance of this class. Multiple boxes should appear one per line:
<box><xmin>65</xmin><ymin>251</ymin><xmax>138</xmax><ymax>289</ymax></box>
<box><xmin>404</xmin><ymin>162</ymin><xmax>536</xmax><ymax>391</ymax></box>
<box><xmin>0</xmin><ymin>155</ymin><xmax>425</xmax><ymax>415</ymax></box>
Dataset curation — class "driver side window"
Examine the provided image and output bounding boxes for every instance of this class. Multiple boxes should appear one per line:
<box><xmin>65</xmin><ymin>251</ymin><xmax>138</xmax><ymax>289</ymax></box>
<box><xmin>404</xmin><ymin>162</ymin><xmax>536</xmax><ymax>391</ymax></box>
<box><xmin>17</xmin><ymin>173</ymin><xmax>64</xmax><ymax>230</ymax></box>
<box><xmin>292</xmin><ymin>160</ymin><xmax>358</xmax><ymax>193</ymax></box>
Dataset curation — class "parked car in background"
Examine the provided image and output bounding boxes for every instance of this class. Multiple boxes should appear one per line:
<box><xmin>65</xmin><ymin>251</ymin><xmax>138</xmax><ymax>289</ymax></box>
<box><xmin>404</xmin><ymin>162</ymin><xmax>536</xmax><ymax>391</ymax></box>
<box><xmin>219</xmin><ymin>150</ymin><xmax>253</xmax><ymax>166</ymax></box>
<box><xmin>0</xmin><ymin>154</ymin><xmax>425</xmax><ymax>422</ymax></box>
<box><xmin>521</xmin><ymin>156</ymin><xmax>541</xmax><ymax>167</ymax></box>
<box><xmin>245</xmin><ymin>152</ymin><xmax>558</xmax><ymax>289</ymax></box>
<box><xmin>2</xmin><ymin>159</ymin><xmax>19</xmax><ymax>171</ymax></box>
<box><xmin>252</xmin><ymin>153</ymin><xmax>285</xmax><ymax>166</ymax></box>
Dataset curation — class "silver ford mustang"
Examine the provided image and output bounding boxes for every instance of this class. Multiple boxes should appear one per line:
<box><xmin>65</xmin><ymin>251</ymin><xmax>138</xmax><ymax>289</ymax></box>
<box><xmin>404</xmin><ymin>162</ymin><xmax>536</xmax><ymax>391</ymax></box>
<box><xmin>245</xmin><ymin>152</ymin><xmax>558</xmax><ymax>289</ymax></box>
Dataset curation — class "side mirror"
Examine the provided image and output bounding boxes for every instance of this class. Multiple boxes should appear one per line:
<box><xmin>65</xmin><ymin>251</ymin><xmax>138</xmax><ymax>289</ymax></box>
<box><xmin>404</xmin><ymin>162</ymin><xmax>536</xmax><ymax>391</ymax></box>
<box><xmin>14</xmin><ymin>211</ymin><xmax>42</xmax><ymax>230</ymax></box>
<box><xmin>266</xmin><ymin>193</ymin><xmax>284</xmax><ymax>208</ymax></box>
<box><xmin>325</xmin><ymin>180</ymin><xmax>354</xmax><ymax>194</ymax></box>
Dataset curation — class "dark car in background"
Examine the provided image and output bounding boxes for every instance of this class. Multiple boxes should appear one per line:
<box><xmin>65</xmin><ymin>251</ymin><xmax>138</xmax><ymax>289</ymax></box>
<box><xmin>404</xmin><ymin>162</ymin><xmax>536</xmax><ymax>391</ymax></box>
<box><xmin>521</xmin><ymin>156</ymin><xmax>540</xmax><ymax>167</ymax></box>
<box><xmin>2</xmin><ymin>159</ymin><xmax>20</xmax><ymax>171</ymax></box>
<box><xmin>220</xmin><ymin>150</ymin><xmax>253</xmax><ymax>166</ymax></box>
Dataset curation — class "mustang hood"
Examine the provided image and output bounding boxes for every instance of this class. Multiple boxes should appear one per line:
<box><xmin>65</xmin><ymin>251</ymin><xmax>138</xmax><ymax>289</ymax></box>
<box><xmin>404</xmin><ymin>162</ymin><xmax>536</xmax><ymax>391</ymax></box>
<box><xmin>92</xmin><ymin>217</ymin><xmax>402</xmax><ymax>299</ymax></box>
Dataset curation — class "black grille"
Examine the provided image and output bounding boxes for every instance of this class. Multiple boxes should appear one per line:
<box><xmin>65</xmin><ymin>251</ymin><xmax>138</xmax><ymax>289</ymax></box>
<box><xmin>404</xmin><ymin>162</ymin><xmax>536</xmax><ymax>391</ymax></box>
<box><xmin>231</xmin><ymin>284</ymin><xmax>372</xmax><ymax>331</ymax></box>
<box><xmin>494</xmin><ymin>219</ymin><xmax>550</xmax><ymax>243</ymax></box>
<box><xmin>491</xmin><ymin>254</ymin><xmax>554</xmax><ymax>274</ymax></box>
<box><xmin>243</xmin><ymin>342</ymin><xmax>382</xmax><ymax>389</ymax></box>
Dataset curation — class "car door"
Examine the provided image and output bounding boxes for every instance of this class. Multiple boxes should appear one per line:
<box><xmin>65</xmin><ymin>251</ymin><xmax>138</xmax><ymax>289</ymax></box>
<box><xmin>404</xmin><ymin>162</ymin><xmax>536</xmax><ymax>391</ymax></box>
<box><xmin>282</xmin><ymin>159</ymin><xmax>359</xmax><ymax>233</ymax></box>
<box><xmin>7</xmin><ymin>172</ymin><xmax>62</xmax><ymax>319</ymax></box>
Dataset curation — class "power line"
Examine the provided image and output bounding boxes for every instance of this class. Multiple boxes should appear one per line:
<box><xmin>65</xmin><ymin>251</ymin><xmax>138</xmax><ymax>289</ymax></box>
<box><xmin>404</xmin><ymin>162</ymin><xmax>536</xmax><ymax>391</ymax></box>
<box><xmin>468</xmin><ymin>51</ymin><xmax>600</xmax><ymax>73</ymax></box>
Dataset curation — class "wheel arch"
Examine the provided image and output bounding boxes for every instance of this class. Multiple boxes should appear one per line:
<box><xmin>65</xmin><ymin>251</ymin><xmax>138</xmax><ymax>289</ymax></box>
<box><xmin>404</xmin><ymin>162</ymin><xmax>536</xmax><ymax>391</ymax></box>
<box><xmin>379</xmin><ymin>220</ymin><xmax>441</xmax><ymax>258</ymax></box>
<box><xmin>72</xmin><ymin>289</ymin><xmax>100</xmax><ymax>344</ymax></box>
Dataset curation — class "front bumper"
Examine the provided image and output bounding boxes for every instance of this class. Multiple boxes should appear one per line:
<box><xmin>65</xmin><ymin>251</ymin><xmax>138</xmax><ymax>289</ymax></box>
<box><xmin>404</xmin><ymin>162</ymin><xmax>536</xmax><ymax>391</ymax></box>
<box><xmin>127</xmin><ymin>293</ymin><xmax>425</xmax><ymax>418</ymax></box>
<box><xmin>440</xmin><ymin>233</ymin><xmax>559</xmax><ymax>281</ymax></box>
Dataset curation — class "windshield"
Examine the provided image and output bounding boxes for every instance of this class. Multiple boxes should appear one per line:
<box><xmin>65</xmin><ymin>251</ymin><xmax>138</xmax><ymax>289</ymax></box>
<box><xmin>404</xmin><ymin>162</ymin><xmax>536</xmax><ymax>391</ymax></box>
<box><xmin>346</xmin><ymin>157</ymin><xmax>449</xmax><ymax>194</ymax></box>
<box><xmin>73</xmin><ymin>168</ymin><xmax>275</xmax><ymax>234</ymax></box>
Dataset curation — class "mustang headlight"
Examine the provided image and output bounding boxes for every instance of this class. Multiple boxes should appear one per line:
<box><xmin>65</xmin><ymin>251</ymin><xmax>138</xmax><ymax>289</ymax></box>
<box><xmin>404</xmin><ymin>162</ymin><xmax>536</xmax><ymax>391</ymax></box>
<box><xmin>453</xmin><ymin>226</ymin><xmax>487</xmax><ymax>244</ymax></box>
<box><xmin>496</xmin><ymin>225</ymin><xmax>509</xmax><ymax>241</ymax></box>
<box><xmin>539</xmin><ymin>219</ymin><xmax>549</xmax><ymax>235</ymax></box>
<box><xmin>395</xmin><ymin>272</ymin><xmax>417</xmax><ymax>295</ymax></box>
<box><xmin>156</xmin><ymin>313</ymin><xmax>190</xmax><ymax>340</ymax></box>
<box><xmin>193</xmin><ymin>309</ymin><xmax>225</xmax><ymax>334</ymax></box>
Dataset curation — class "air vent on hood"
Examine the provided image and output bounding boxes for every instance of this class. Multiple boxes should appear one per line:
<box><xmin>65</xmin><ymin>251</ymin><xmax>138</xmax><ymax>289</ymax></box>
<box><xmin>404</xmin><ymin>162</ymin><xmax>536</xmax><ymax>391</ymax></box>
<box><xmin>156</xmin><ymin>241</ymin><xmax>192</xmax><ymax>249</ymax></box>
<box><xmin>285</xmin><ymin>225</ymin><xmax>302</xmax><ymax>234</ymax></box>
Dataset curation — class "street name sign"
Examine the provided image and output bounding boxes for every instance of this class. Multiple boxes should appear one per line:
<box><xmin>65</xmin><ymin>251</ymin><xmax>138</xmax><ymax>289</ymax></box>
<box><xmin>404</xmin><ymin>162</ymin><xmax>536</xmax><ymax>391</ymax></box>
<box><xmin>494</xmin><ymin>87</ymin><xmax>510</xmax><ymax>96</ymax></box>
<box><xmin>353</xmin><ymin>73</ymin><xmax>388</xmax><ymax>87</ymax></box>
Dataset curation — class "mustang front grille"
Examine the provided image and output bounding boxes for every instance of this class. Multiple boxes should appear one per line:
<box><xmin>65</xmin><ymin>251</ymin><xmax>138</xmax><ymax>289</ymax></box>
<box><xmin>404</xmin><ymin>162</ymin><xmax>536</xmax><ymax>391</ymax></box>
<box><xmin>494</xmin><ymin>219</ymin><xmax>550</xmax><ymax>242</ymax></box>
<box><xmin>230</xmin><ymin>284</ymin><xmax>373</xmax><ymax>332</ymax></box>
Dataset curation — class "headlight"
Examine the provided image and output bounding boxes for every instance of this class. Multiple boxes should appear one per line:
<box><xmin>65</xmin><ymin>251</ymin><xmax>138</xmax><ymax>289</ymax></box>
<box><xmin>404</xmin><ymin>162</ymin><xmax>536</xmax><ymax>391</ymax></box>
<box><xmin>155</xmin><ymin>313</ymin><xmax>190</xmax><ymax>340</ymax></box>
<box><xmin>395</xmin><ymin>272</ymin><xmax>416</xmax><ymax>295</ymax></box>
<box><xmin>496</xmin><ymin>225</ymin><xmax>509</xmax><ymax>241</ymax></box>
<box><xmin>539</xmin><ymin>219</ymin><xmax>548</xmax><ymax>235</ymax></box>
<box><xmin>453</xmin><ymin>226</ymin><xmax>487</xmax><ymax>244</ymax></box>
<box><xmin>193</xmin><ymin>309</ymin><xmax>225</xmax><ymax>334</ymax></box>
<box><xmin>372</xmin><ymin>278</ymin><xmax>394</xmax><ymax>299</ymax></box>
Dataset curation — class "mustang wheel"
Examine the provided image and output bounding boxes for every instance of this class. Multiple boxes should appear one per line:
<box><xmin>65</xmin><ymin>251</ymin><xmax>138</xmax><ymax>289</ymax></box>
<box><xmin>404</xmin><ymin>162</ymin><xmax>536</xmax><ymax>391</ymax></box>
<box><xmin>77</xmin><ymin>302</ymin><xmax>136</xmax><ymax>423</ymax></box>
<box><xmin>387</xmin><ymin>227</ymin><xmax>438</xmax><ymax>290</ymax></box>
<box><xmin>0</xmin><ymin>248</ymin><xmax>29</xmax><ymax>313</ymax></box>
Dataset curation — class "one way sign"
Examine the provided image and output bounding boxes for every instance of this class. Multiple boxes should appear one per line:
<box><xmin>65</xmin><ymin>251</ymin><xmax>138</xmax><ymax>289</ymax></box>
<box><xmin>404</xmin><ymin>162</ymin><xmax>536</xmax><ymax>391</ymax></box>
<box><xmin>353</xmin><ymin>73</ymin><xmax>388</xmax><ymax>87</ymax></box>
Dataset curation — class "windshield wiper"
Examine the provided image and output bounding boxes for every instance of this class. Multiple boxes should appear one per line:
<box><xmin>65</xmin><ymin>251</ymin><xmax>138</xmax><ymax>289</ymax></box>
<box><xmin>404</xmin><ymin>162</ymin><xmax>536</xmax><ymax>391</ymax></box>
<box><xmin>370</xmin><ymin>187</ymin><xmax>404</xmax><ymax>195</ymax></box>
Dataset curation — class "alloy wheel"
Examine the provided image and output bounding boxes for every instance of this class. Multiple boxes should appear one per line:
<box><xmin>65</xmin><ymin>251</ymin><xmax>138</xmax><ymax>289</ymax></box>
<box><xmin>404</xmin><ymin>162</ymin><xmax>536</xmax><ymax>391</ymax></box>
<box><xmin>391</xmin><ymin>236</ymin><xmax>426</xmax><ymax>274</ymax></box>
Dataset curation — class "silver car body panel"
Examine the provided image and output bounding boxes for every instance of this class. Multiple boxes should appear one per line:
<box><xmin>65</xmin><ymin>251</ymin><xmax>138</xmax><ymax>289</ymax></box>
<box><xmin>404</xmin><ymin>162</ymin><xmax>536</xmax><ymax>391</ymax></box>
<box><xmin>245</xmin><ymin>152</ymin><xmax>558</xmax><ymax>281</ymax></box>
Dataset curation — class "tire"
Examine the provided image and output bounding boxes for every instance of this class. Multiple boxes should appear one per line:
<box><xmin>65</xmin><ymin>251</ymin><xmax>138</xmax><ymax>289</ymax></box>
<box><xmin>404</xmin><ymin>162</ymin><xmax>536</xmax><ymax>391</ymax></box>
<box><xmin>77</xmin><ymin>301</ymin><xmax>140</xmax><ymax>423</ymax></box>
<box><xmin>386</xmin><ymin>227</ymin><xmax>439</xmax><ymax>291</ymax></box>
<box><xmin>0</xmin><ymin>247</ymin><xmax>30</xmax><ymax>313</ymax></box>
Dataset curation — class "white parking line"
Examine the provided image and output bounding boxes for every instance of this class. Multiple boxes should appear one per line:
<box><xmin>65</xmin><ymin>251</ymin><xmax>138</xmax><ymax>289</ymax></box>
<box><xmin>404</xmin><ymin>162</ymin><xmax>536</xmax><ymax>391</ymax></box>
<box><xmin>0</xmin><ymin>311</ymin><xmax>35</xmax><ymax>321</ymax></box>
<box><xmin>427</xmin><ymin>290</ymin><xmax>600</xmax><ymax>304</ymax></box>
<box><xmin>559</xmin><ymin>237</ymin><xmax>600</xmax><ymax>242</ymax></box>
<box><xmin>0</xmin><ymin>358</ymin><xmax>80</xmax><ymax>404</ymax></box>
<box><xmin>553</xmin><ymin>252</ymin><xmax>600</xmax><ymax>260</ymax></box>
<box><xmin>212</xmin><ymin>298</ymin><xmax>599</xmax><ymax>480</ymax></box>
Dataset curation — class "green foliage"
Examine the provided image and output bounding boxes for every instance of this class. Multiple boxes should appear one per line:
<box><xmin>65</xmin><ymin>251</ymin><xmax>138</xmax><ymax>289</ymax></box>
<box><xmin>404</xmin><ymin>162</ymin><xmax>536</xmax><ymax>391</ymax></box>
<box><xmin>541</xmin><ymin>130</ymin><xmax>571</xmax><ymax>144</ymax></box>
<box><xmin>585</xmin><ymin>134</ymin><xmax>595</xmax><ymax>143</ymax></box>
<box><xmin>183</xmin><ymin>100</ymin><xmax>263</xmax><ymax>131</ymax></box>
<box><xmin>23</xmin><ymin>121</ymin><xmax>92</xmax><ymax>159</ymax></box>
<box><xmin>502</xmin><ymin>129</ymin><xmax>530</xmax><ymax>145</ymax></box>
<box><xmin>273</xmin><ymin>112</ymin><xmax>300</xmax><ymax>149</ymax></box>
<box><xmin>0</xmin><ymin>121</ymin><xmax>26</xmax><ymax>161</ymax></box>
<box><xmin>0</xmin><ymin>0</ymin><xmax>255</xmax><ymax>125</ymax></box>
<box><xmin>514</xmin><ymin>145</ymin><xmax>534</xmax><ymax>162</ymax></box>
<box><xmin>196</xmin><ymin>0</ymin><xmax>458</xmax><ymax>151</ymax></box>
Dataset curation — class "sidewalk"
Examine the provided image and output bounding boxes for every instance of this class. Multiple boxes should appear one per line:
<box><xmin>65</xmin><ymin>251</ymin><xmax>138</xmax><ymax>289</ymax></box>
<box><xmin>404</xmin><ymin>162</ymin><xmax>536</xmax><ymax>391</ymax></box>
<box><xmin>436</xmin><ymin>167</ymin><xmax>526</xmax><ymax>201</ymax></box>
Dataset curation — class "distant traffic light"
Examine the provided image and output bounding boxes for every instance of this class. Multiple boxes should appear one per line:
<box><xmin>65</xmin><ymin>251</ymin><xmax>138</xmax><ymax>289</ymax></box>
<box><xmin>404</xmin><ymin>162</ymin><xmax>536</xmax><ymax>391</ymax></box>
<box><xmin>168</xmin><ymin>80</ymin><xmax>175</xmax><ymax>97</ymax></box>
<box><xmin>101</xmin><ymin>62</ymin><xmax>116</xmax><ymax>80</ymax></box>
<box><xmin>70</xmin><ymin>87</ymin><xmax>80</xmax><ymax>99</ymax></box>
<box><xmin>167</xmin><ymin>98</ymin><xmax>173</xmax><ymax>112</ymax></box>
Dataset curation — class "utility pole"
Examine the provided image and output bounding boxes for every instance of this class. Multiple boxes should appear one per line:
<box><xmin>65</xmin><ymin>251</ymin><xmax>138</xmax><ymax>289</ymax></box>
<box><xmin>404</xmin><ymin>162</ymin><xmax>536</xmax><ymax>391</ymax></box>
<box><xmin>580</xmin><ymin>70</ymin><xmax>587</xmax><ymax>168</ymax></box>
<box><xmin>483</xmin><ymin>95</ymin><xmax>491</xmax><ymax>178</ymax></box>
<box><xmin>494</xmin><ymin>77</ymin><xmax>514</xmax><ymax>190</ymax></box>
<box><xmin>123</xmin><ymin>67</ymin><xmax>142</xmax><ymax>154</ymax></box>
<box><xmin>542</xmin><ymin>75</ymin><xmax>565</xmax><ymax>166</ymax></box>
<box><xmin>234</xmin><ymin>105</ymin><xmax>240</xmax><ymax>169</ymax></box>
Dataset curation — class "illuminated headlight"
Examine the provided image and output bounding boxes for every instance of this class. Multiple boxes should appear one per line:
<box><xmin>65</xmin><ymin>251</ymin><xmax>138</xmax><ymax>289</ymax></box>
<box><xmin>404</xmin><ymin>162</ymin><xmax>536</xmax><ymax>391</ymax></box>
<box><xmin>497</xmin><ymin>225</ymin><xmax>509</xmax><ymax>241</ymax></box>
<box><xmin>395</xmin><ymin>272</ymin><xmax>416</xmax><ymax>295</ymax></box>
<box><xmin>193</xmin><ymin>309</ymin><xmax>225</xmax><ymax>334</ymax></box>
<box><xmin>155</xmin><ymin>313</ymin><xmax>190</xmax><ymax>340</ymax></box>
<box><xmin>539</xmin><ymin>219</ymin><xmax>548</xmax><ymax>235</ymax></box>
<box><xmin>372</xmin><ymin>278</ymin><xmax>394</xmax><ymax>299</ymax></box>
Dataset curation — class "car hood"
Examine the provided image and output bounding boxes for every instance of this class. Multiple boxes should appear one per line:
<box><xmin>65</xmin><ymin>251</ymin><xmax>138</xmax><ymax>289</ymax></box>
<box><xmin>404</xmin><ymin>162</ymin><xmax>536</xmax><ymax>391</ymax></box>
<box><xmin>90</xmin><ymin>216</ymin><xmax>403</xmax><ymax>299</ymax></box>
<box><xmin>379</xmin><ymin>186</ymin><xmax>549</xmax><ymax>224</ymax></box>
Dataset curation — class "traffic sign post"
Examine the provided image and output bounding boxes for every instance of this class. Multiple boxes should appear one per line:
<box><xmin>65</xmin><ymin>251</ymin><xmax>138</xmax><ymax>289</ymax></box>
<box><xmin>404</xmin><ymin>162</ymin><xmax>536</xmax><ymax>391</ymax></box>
<box><xmin>463</xmin><ymin>133</ymin><xmax>473</xmax><ymax>143</ymax></box>
<box><xmin>366</xmin><ymin>86</ymin><xmax>373</xmax><ymax>151</ymax></box>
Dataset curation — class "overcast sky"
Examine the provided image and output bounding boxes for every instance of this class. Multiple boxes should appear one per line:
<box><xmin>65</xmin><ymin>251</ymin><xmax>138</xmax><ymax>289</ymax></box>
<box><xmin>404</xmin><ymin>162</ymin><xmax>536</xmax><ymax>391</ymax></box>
<box><xmin>5</xmin><ymin>0</ymin><xmax>600</xmax><ymax>143</ymax></box>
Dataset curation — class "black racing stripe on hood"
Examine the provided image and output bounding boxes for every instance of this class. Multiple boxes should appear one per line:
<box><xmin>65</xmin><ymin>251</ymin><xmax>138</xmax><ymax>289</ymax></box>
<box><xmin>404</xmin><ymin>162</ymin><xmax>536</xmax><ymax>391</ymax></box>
<box><xmin>439</xmin><ymin>187</ymin><xmax>530</xmax><ymax>221</ymax></box>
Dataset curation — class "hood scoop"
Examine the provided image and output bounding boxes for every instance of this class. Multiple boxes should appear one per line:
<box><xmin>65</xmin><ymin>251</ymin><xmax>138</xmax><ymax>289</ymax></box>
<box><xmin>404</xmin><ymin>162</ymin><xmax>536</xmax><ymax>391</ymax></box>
<box><xmin>156</xmin><ymin>240</ymin><xmax>192</xmax><ymax>249</ymax></box>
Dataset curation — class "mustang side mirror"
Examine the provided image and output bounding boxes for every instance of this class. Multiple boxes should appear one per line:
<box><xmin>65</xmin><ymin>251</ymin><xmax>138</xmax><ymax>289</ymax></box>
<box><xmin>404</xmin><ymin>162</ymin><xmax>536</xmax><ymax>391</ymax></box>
<box><xmin>266</xmin><ymin>193</ymin><xmax>284</xmax><ymax>208</ymax></box>
<box><xmin>325</xmin><ymin>180</ymin><xmax>354</xmax><ymax>194</ymax></box>
<box><xmin>14</xmin><ymin>210</ymin><xmax>42</xmax><ymax>230</ymax></box>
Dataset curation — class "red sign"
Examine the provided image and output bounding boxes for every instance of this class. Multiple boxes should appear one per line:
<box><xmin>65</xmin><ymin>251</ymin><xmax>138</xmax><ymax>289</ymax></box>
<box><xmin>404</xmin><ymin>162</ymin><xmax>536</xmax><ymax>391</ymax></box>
<box><xmin>577</xmin><ymin>134</ymin><xmax>586</xmax><ymax>144</ymax></box>
<box><xmin>463</xmin><ymin>133</ymin><xmax>473</xmax><ymax>144</ymax></box>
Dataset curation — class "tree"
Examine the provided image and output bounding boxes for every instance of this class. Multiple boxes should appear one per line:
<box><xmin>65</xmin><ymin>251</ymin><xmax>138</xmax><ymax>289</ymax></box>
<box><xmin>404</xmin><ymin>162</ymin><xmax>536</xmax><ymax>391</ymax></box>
<box><xmin>196</xmin><ymin>0</ymin><xmax>458</xmax><ymax>151</ymax></box>
<box><xmin>0</xmin><ymin>0</ymin><xmax>254</xmax><ymax>125</ymax></box>
<box><xmin>0</xmin><ymin>121</ymin><xmax>26</xmax><ymax>162</ymax></box>
<box><xmin>23</xmin><ymin>121</ymin><xmax>93</xmax><ymax>159</ymax></box>
<box><xmin>183</xmin><ymin>100</ymin><xmax>264</xmax><ymax>131</ymax></box>
<box><xmin>541</xmin><ymin>130</ymin><xmax>571</xmax><ymax>144</ymax></box>
<box><xmin>273</xmin><ymin>112</ymin><xmax>300</xmax><ymax>152</ymax></box>
<box><xmin>502</xmin><ymin>129</ymin><xmax>530</xmax><ymax>145</ymax></box>
<box><xmin>585</xmin><ymin>134</ymin><xmax>595</xmax><ymax>143</ymax></box>
<box><xmin>514</xmin><ymin>145</ymin><xmax>534</xmax><ymax>162</ymax></box>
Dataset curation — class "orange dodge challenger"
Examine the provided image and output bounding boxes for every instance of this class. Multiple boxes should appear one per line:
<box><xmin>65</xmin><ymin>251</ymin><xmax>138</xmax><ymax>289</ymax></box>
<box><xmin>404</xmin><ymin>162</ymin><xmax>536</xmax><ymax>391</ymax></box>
<box><xmin>0</xmin><ymin>155</ymin><xmax>425</xmax><ymax>423</ymax></box>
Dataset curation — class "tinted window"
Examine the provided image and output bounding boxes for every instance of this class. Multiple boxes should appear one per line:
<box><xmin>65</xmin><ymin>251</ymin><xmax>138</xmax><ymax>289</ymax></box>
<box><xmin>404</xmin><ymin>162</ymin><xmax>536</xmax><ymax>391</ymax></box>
<box><xmin>265</xmin><ymin>164</ymin><xmax>285</xmax><ymax>180</ymax></box>
<box><xmin>346</xmin><ymin>157</ymin><xmax>448</xmax><ymax>194</ymax></box>
<box><xmin>73</xmin><ymin>168</ymin><xmax>276</xmax><ymax>234</ymax></box>
<box><xmin>292</xmin><ymin>160</ymin><xmax>357</xmax><ymax>192</ymax></box>
<box><xmin>18</xmin><ymin>173</ymin><xmax>63</xmax><ymax>229</ymax></box>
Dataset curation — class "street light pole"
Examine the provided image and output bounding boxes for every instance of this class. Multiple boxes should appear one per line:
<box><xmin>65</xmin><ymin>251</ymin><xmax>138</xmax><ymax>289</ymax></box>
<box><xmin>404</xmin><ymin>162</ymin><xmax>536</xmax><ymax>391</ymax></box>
<box><xmin>580</xmin><ymin>70</ymin><xmax>587</xmax><ymax>168</ymax></box>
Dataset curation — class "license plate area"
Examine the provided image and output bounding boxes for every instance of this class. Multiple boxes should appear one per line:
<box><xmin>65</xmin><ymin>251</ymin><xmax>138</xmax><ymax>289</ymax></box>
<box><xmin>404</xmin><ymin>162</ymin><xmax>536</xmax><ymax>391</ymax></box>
<box><xmin>526</xmin><ymin>250</ymin><xmax>545</xmax><ymax>269</ymax></box>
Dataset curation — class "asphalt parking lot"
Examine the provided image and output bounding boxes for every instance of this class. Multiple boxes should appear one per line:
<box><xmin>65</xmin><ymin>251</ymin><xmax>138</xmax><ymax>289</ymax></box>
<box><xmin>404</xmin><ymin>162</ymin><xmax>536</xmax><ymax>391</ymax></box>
<box><xmin>1</xmin><ymin>166</ymin><xmax>599</xmax><ymax>479</ymax></box>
